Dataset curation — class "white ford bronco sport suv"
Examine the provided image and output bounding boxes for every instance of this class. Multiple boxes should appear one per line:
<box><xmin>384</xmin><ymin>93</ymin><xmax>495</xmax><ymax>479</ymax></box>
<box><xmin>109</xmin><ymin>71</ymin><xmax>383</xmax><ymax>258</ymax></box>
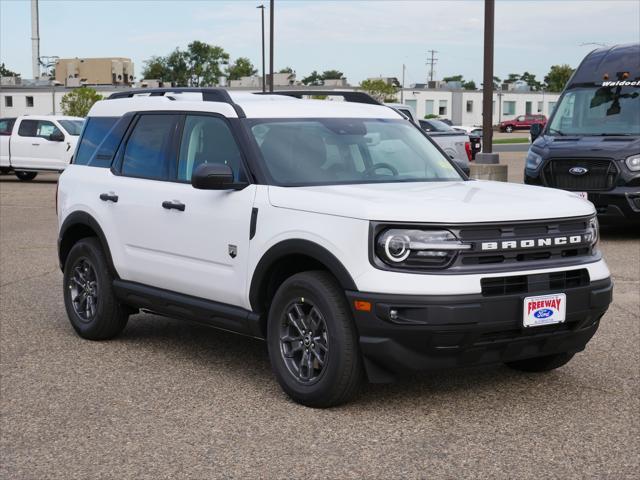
<box><xmin>57</xmin><ymin>88</ymin><xmax>613</xmax><ymax>407</ymax></box>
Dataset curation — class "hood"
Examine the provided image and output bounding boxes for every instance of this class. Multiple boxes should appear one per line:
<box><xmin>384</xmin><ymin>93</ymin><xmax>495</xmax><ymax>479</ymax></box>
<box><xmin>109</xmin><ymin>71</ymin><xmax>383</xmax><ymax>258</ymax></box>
<box><xmin>534</xmin><ymin>134</ymin><xmax>640</xmax><ymax>160</ymax></box>
<box><xmin>268</xmin><ymin>181</ymin><xmax>595</xmax><ymax>223</ymax></box>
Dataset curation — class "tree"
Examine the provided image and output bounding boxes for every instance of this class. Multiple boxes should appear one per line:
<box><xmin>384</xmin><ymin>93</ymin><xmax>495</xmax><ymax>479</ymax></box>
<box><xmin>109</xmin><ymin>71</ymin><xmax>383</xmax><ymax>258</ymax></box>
<box><xmin>227</xmin><ymin>57</ymin><xmax>257</xmax><ymax>80</ymax></box>
<box><xmin>545</xmin><ymin>64</ymin><xmax>574</xmax><ymax>92</ymax></box>
<box><xmin>142</xmin><ymin>55</ymin><xmax>170</xmax><ymax>80</ymax></box>
<box><xmin>442</xmin><ymin>74</ymin><xmax>464</xmax><ymax>83</ymax></box>
<box><xmin>301</xmin><ymin>70</ymin><xmax>323</xmax><ymax>86</ymax></box>
<box><xmin>462</xmin><ymin>80</ymin><xmax>477</xmax><ymax>90</ymax></box>
<box><xmin>360</xmin><ymin>78</ymin><xmax>397</xmax><ymax>102</ymax></box>
<box><xmin>278</xmin><ymin>67</ymin><xmax>294</xmax><ymax>74</ymax></box>
<box><xmin>166</xmin><ymin>49</ymin><xmax>190</xmax><ymax>86</ymax></box>
<box><xmin>321</xmin><ymin>69</ymin><xmax>344</xmax><ymax>80</ymax></box>
<box><xmin>0</xmin><ymin>63</ymin><xmax>19</xmax><ymax>77</ymax></box>
<box><xmin>493</xmin><ymin>76</ymin><xmax>501</xmax><ymax>89</ymax></box>
<box><xmin>520</xmin><ymin>71</ymin><xmax>543</xmax><ymax>91</ymax></box>
<box><xmin>186</xmin><ymin>40</ymin><xmax>229</xmax><ymax>86</ymax></box>
<box><xmin>60</xmin><ymin>87</ymin><xmax>103</xmax><ymax>117</ymax></box>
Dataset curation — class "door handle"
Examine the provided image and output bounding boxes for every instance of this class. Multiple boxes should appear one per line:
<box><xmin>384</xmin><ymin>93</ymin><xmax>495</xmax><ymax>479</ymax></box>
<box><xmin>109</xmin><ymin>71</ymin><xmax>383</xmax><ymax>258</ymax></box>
<box><xmin>32</xmin><ymin>143</ymin><xmax>40</xmax><ymax>146</ymax></box>
<box><xmin>99</xmin><ymin>193</ymin><xmax>118</xmax><ymax>203</ymax></box>
<box><xmin>162</xmin><ymin>200</ymin><xmax>185</xmax><ymax>211</ymax></box>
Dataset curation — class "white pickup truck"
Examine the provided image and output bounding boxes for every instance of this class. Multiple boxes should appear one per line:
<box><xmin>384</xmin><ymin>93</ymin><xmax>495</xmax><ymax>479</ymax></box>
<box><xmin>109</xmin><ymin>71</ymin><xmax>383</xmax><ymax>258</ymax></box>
<box><xmin>0</xmin><ymin>115</ymin><xmax>84</xmax><ymax>181</ymax></box>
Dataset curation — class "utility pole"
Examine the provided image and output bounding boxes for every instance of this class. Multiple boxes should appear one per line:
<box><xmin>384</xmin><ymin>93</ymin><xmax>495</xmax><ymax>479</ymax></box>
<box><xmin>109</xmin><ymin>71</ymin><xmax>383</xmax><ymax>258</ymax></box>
<box><xmin>477</xmin><ymin>0</ymin><xmax>499</xmax><ymax>164</ymax></box>
<box><xmin>426</xmin><ymin>49</ymin><xmax>438</xmax><ymax>83</ymax></box>
<box><xmin>257</xmin><ymin>5</ymin><xmax>266</xmax><ymax>92</ymax></box>
<box><xmin>269</xmin><ymin>0</ymin><xmax>274</xmax><ymax>92</ymax></box>
<box><xmin>400</xmin><ymin>63</ymin><xmax>405</xmax><ymax>103</ymax></box>
<box><xmin>30</xmin><ymin>0</ymin><xmax>40</xmax><ymax>79</ymax></box>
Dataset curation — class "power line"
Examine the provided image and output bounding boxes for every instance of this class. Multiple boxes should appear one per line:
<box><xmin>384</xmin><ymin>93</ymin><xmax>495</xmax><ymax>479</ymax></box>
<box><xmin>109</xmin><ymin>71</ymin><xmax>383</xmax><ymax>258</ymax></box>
<box><xmin>426</xmin><ymin>49</ymin><xmax>438</xmax><ymax>83</ymax></box>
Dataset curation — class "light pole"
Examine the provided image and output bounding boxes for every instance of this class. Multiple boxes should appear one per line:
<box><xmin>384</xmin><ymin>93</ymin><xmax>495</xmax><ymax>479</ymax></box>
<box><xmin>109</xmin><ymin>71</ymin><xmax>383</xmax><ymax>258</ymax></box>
<box><xmin>478</xmin><ymin>0</ymin><xmax>498</xmax><ymax>164</ymax></box>
<box><xmin>400</xmin><ymin>63</ymin><xmax>405</xmax><ymax>103</ymax></box>
<box><xmin>269</xmin><ymin>0</ymin><xmax>274</xmax><ymax>92</ymax></box>
<box><xmin>257</xmin><ymin>5</ymin><xmax>266</xmax><ymax>92</ymax></box>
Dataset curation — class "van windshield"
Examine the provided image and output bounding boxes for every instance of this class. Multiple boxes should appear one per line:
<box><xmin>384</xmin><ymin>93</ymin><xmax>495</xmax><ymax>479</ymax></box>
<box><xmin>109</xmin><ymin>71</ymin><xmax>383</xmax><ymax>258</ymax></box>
<box><xmin>548</xmin><ymin>85</ymin><xmax>640</xmax><ymax>136</ymax></box>
<box><xmin>247</xmin><ymin>118</ymin><xmax>462</xmax><ymax>186</ymax></box>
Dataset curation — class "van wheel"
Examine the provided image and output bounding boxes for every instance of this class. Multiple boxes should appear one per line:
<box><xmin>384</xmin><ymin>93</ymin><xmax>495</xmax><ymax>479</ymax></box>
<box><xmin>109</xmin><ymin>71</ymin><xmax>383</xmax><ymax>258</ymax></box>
<box><xmin>15</xmin><ymin>171</ymin><xmax>38</xmax><ymax>181</ymax></box>
<box><xmin>505</xmin><ymin>125</ymin><xmax>514</xmax><ymax>133</ymax></box>
<box><xmin>63</xmin><ymin>237</ymin><xmax>128</xmax><ymax>340</ymax></box>
<box><xmin>267</xmin><ymin>271</ymin><xmax>363</xmax><ymax>408</ymax></box>
<box><xmin>505</xmin><ymin>352</ymin><xmax>575</xmax><ymax>372</ymax></box>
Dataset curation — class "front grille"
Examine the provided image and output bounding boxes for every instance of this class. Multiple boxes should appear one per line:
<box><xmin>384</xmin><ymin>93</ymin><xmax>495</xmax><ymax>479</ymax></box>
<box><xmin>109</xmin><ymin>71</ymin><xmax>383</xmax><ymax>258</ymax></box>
<box><xmin>481</xmin><ymin>269</ymin><xmax>590</xmax><ymax>296</ymax></box>
<box><xmin>453</xmin><ymin>217</ymin><xmax>596</xmax><ymax>271</ymax></box>
<box><xmin>543</xmin><ymin>158</ymin><xmax>617</xmax><ymax>191</ymax></box>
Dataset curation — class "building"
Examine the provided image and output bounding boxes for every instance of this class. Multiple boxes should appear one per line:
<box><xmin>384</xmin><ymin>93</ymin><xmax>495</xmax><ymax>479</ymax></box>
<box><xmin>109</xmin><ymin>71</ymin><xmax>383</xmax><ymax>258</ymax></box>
<box><xmin>54</xmin><ymin>57</ymin><xmax>134</xmax><ymax>86</ymax></box>
<box><xmin>401</xmin><ymin>88</ymin><xmax>561</xmax><ymax>126</ymax></box>
<box><xmin>229</xmin><ymin>72</ymin><xmax>297</xmax><ymax>88</ymax></box>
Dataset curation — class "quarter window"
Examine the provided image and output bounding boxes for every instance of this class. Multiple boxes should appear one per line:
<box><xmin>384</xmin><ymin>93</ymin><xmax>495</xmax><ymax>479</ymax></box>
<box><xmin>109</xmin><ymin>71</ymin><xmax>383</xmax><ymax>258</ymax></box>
<box><xmin>121</xmin><ymin>114</ymin><xmax>179</xmax><ymax>180</ymax></box>
<box><xmin>177</xmin><ymin>115</ymin><xmax>245</xmax><ymax>182</ymax></box>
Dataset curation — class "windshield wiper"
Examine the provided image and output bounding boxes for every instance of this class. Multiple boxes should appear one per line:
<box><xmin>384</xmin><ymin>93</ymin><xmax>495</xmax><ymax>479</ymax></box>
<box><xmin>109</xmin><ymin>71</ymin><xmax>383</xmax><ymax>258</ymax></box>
<box><xmin>548</xmin><ymin>128</ymin><xmax>565</xmax><ymax>136</ymax></box>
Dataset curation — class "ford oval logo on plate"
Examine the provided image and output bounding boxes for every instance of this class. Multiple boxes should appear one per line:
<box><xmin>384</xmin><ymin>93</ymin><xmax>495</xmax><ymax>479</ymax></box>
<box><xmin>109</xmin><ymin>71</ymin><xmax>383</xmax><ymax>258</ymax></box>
<box><xmin>533</xmin><ymin>308</ymin><xmax>554</xmax><ymax>319</ymax></box>
<box><xmin>569</xmin><ymin>166</ymin><xmax>588</xmax><ymax>176</ymax></box>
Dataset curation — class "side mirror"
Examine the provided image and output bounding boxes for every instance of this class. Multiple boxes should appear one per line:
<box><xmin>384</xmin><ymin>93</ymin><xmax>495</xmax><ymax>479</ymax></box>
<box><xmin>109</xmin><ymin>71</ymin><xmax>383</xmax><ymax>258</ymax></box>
<box><xmin>49</xmin><ymin>131</ymin><xmax>65</xmax><ymax>142</ymax></box>
<box><xmin>530</xmin><ymin>123</ymin><xmax>543</xmax><ymax>142</ymax></box>
<box><xmin>191</xmin><ymin>163</ymin><xmax>237</xmax><ymax>190</ymax></box>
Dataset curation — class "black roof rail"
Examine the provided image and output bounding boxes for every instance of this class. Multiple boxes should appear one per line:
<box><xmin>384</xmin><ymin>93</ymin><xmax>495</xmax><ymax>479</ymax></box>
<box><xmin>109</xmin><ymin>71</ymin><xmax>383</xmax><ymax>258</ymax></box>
<box><xmin>259</xmin><ymin>90</ymin><xmax>382</xmax><ymax>106</ymax></box>
<box><xmin>106</xmin><ymin>88</ymin><xmax>245</xmax><ymax>117</ymax></box>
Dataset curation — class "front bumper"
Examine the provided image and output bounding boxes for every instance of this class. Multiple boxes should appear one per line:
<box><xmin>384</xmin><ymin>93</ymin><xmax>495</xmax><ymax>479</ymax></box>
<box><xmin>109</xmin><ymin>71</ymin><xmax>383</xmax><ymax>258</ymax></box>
<box><xmin>346</xmin><ymin>277</ymin><xmax>612</xmax><ymax>383</ymax></box>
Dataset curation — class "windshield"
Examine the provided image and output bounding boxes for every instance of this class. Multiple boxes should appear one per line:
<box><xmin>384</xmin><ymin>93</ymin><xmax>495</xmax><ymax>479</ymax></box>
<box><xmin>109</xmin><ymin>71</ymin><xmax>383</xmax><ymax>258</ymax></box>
<box><xmin>247</xmin><ymin>118</ymin><xmax>462</xmax><ymax>186</ymax></box>
<box><xmin>58</xmin><ymin>120</ymin><xmax>85</xmax><ymax>136</ymax></box>
<box><xmin>548</xmin><ymin>85</ymin><xmax>640</xmax><ymax>136</ymax></box>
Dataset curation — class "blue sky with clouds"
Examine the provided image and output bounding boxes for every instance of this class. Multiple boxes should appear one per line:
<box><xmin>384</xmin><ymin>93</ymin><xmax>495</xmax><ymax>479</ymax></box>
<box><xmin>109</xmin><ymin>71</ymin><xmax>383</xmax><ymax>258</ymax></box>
<box><xmin>1</xmin><ymin>0</ymin><xmax>639</xmax><ymax>84</ymax></box>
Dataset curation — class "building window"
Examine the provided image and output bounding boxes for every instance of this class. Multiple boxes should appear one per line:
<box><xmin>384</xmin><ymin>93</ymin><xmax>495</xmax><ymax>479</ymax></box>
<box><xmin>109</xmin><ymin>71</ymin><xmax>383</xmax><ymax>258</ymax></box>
<box><xmin>438</xmin><ymin>100</ymin><xmax>447</xmax><ymax>116</ymax></box>
<box><xmin>466</xmin><ymin>100</ymin><xmax>473</xmax><ymax>113</ymax></box>
<box><xmin>26</xmin><ymin>96</ymin><xmax>34</xmax><ymax>107</ymax></box>
<box><xmin>404</xmin><ymin>99</ymin><xmax>417</xmax><ymax>116</ymax></box>
<box><xmin>525</xmin><ymin>101</ymin><xmax>532</xmax><ymax>115</ymax></box>
<box><xmin>503</xmin><ymin>101</ymin><xmax>516</xmax><ymax>115</ymax></box>
<box><xmin>425</xmin><ymin>100</ymin><xmax>434</xmax><ymax>115</ymax></box>
<box><xmin>4</xmin><ymin>96</ymin><xmax>13</xmax><ymax>107</ymax></box>
<box><xmin>537</xmin><ymin>101</ymin><xmax>543</xmax><ymax>113</ymax></box>
<box><xmin>548</xmin><ymin>101</ymin><xmax>557</xmax><ymax>114</ymax></box>
<box><xmin>493</xmin><ymin>100</ymin><xmax>496</xmax><ymax>114</ymax></box>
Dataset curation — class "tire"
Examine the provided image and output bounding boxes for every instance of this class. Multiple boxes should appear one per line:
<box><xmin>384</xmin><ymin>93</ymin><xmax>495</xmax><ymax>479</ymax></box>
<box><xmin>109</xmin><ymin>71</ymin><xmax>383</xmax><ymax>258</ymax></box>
<box><xmin>505</xmin><ymin>125</ymin><xmax>514</xmax><ymax>133</ymax></box>
<box><xmin>15</xmin><ymin>171</ymin><xmax>38</xmax><ymax>181</ymax></box>
<box><xmin>267</xmin><ymin>271</ymin><xmax>363</xmax><ymax>408</ymax></box>
<box><xmin>62</xmin><ymin>237</ymin><xmax>128</xmax><ymax>340</ymax></box>
<box><xmin>505</xmin><ymin>352</ymin><xmax>575</xmax><ymax>373</ymax></box>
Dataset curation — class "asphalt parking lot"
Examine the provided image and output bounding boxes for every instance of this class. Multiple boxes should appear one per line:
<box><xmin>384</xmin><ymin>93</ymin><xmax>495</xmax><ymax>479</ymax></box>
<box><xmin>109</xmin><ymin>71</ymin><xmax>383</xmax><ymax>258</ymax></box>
<box><xmin>1</xmin><ymin>164</ymin><xmax>638</xmax><ymax>479</ymax></box>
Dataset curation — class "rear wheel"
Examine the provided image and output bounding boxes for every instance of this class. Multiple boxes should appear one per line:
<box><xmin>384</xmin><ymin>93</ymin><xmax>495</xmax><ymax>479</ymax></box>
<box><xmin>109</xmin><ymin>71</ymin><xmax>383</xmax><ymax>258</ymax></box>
<box><xmin>505</xmin><ymin>125</ymin><xmax>514</xmax><ymax>133</ymax></box>
<box><xmin>63</xmin><ymin>237</ymin><xmax>128</xmax><ymax>340</ymax></box>
<box><xmin>267</xmin><ymin>271</ymin><xmax>363</xmax><ymax>408</ymax></box>
<box><xmin>505</xmin><ymin>352</ymin><xmax>575</xmax><ymax>372</ymax></box>
<box><xmin>15</xmin><ymin>171</ymin><xmax>38</xmax><ymax>181</ymax></box>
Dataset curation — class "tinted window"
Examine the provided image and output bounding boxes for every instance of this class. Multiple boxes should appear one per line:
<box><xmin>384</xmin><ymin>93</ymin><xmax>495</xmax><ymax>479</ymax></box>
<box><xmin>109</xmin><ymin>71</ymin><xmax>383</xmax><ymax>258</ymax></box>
<box><xmin>18</xmin><ymin>120</ymin><xmax>62</xmax><ymax>138</ymax></box>
<box><xmin>74</xmin><ymin>117</ymin><xmax>119</xmax><ymax>167</ymax></box>
<box><xmin>58</xmin><ymin>120</ymin><xmax>84</xmax><ymax>136</ymax></box>
<box><xmin>0</xmin><ymin>118</ymin><xmax>15</xmax><ymax>135</ymax></box>
<box><xmin>122</xmin><ymin>114</ymin><xmax>179</xmax><ymax>180</ymax></box>
<box><xmin>178</xmin><ymin>115</ymin><xmax>245</xmax><ymax>182</ymax></box>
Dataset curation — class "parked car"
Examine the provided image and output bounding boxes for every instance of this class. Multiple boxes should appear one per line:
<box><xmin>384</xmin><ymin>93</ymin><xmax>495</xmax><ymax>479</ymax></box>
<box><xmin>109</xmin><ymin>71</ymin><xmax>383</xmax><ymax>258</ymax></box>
<box><xmin>0</xmin><ymin>115</ymin><xmax>85</xmax><ymax>180</ymax></box>
<box><xmin>57</xmin><ymin>88</ymin><xmax>611</xmax><ymax>407</ymax></box>
<box><xmin>453</xmin><ymin>125</ymin><xmax>482</xmax><ymax>160</ymax></box>
<box><xmin>419</xmin><ymin>119</ymin><xmax>472</xmax><ymax>164</ymax></box>
<box><xmin>499</xmin><ymin>114</ymin><xmax>547</xmax><ymax>133</ymax></box>
<box><xmin>384</xmin><ymin>104</ymin><xmax>471</xmax><ymax>172</ymax></box>
<box><xmin>525</xmin><ymin>42</ymin><xmax>640</xmax><ymax>224</ymax></box>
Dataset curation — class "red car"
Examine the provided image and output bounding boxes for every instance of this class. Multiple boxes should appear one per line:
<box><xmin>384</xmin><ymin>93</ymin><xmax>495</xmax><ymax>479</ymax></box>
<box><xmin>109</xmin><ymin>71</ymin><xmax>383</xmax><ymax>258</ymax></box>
<box><xmin>499</xmin><ymin>114</ymin><xmax>546</xmax><ymax>133</ymax></box>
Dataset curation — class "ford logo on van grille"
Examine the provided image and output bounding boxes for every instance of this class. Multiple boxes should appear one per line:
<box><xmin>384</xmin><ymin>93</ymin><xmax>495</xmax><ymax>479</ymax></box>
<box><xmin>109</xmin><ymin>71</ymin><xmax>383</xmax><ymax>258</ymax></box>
<box><xmin>569</xmin><ymin>166</ymin><xmax>588</xmax><ymax>176</ymax></box>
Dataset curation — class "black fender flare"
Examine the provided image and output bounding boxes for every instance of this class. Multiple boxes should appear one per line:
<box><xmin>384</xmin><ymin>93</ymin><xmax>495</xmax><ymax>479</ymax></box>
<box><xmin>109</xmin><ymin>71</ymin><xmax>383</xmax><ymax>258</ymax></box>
<box><xmin>58</xmin><ymin>211</ymin><xmax>117</xmax><ymax>276</ymax></box>
<box><xmin>249</xmin><ymin>239</ymin><xmax>357</xmax><ymax>311</ymax></box>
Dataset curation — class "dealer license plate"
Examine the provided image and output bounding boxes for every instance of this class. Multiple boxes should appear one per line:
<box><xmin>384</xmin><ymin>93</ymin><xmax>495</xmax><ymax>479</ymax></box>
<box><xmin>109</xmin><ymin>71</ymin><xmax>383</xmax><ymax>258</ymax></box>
<box><xmin>523</xmin><ymin>293</ymin><xmax>566</xmax><ymax>328</ymax></box>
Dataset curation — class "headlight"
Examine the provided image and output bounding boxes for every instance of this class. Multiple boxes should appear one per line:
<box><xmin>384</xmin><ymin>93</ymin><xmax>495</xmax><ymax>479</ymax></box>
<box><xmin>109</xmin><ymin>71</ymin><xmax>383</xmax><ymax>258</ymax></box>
<box><xmin>625</xmin><ymin>154</ymin><xmax>640</xmax><ymax>171</ymax></box>
<box><xmin>375</xmin><ymin>229</ymin><xmax>470</xmax><ymax>269</ymax></box>
<box><xmin>525</xmin><ymin>150</ymin><xmax>543</xmax><ymax>170</ymax></box>
<box><xmin>587</xmin><ymin>216</ymin><xmax>599</xmax><ymax>247</ymax></box>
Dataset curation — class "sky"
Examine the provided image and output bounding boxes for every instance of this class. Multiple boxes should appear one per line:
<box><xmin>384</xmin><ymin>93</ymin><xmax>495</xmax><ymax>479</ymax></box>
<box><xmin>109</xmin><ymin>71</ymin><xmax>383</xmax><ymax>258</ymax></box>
<box><xmin>1</xmin><ymin>0</ymin><xmax>639</xmax><ymax>85</ymax></box>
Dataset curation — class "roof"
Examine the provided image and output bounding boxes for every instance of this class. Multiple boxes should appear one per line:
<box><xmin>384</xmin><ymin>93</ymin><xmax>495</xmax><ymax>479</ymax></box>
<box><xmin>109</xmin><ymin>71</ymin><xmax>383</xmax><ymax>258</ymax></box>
<box><xmin>89</xmin><ymin>90</ymin><xmax>403</xmax><ymax>119</ymax></box>
<box><xmin>569</xmin><ymin>43</ymin><xmax>640</xmax><ymax>87</ymax></box>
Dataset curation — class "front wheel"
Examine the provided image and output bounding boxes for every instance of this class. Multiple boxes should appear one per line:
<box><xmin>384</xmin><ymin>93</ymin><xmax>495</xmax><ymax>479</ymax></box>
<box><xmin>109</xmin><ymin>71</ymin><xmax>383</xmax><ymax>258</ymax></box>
<box><xmin>267</xmin><ymin>271</ymin><xmax>363</xmax><ymax>408</ymax></box>
<box><xmin>63</xmin><ymin>237</ymin><xmax>129</xmax><ymax>340</ymax></box>
<box><xmin>505</xmin><ymin>352</ymin><xmax>575</xmax><ymax>372</ymax></box>
<box><xmin>15</xmin><ymin>171</ymin><xmax>38</xmax><ymax>181</ymax></box>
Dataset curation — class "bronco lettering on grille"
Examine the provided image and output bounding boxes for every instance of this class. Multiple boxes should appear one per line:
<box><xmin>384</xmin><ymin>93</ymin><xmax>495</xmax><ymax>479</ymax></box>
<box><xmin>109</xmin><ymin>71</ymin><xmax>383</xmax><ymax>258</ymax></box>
<box><xmin>481</xmin><ymin>235</ymin><xmax>585</xmax><ymax>251</ymax></box>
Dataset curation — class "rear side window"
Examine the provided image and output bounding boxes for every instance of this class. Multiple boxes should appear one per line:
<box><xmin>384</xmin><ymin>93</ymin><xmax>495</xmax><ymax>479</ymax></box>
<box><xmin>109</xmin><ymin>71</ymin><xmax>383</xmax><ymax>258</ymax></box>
<box><xmin>74</xmin><ymin>117</ymin><xmax>119</xmax><ymax>167</ymax></box>
<box><xmin>121</xmin><ymin>114</ymin><xmax>180</xmax><ymax>180</ymax></box>
<box><xmin>0</xmin><ymin>118</ymin><xmax>15</xmax><ymax>135</ymax></box>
